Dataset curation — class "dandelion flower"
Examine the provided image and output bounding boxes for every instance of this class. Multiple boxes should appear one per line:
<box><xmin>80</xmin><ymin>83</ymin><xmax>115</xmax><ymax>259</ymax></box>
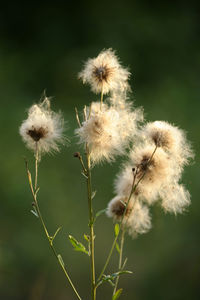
<box><xmin>19</xmin><ymin>97</ymin><xmax>65</xmax><ymax>156</ymax></box>
<box><xmin>78</xmin><ymin>49</ymin><xmax>130</xmax><ymax>94</ymax></box>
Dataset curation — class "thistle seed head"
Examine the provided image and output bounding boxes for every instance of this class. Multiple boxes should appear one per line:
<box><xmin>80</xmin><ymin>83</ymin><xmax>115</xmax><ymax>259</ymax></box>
<box><xmin>78</xmin><ymin>49</ymin><xmax>130</xmax><ymax>94</ymax></box>
<box><xmin>19</xmin><ymin>97</ymin><xmax>65</xmax><ymax>156</ymax></box>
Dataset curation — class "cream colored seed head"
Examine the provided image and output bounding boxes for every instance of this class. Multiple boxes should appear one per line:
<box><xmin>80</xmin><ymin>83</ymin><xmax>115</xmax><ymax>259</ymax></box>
<box><xmin>159</xmin><ymin>184</ymin><xmax>191</xmax><ymax>214</ymax></box>
<box><xmin>76</xmin><ymin>101</ymin><xmax>142</xmax><ymax>164</ymax></box>
<box><xmin>115</xmin><ymin>145</ymin><xmax>173</xmax><ymax>205</ymax></box>
<box><xmin>106</xmin><ymin>195</ymin><xmax>133</xmax><ymax>221</ymax></box>
<box><xmin>75</xmin><ymin>106</ymin><xmax>124</xmax><ymax>163</ymax></box>
<box><xmin>142</xmin><ymin>121</ymin><xmax>194</xmax><ymax>167</ymax></box>
<box><xmin>107</xmin><ymin>195</ymin><xmax>151</xmax><ymax>238</ymax></box>
<box><xmin>78</xmin><ymin>49</ymin><xmax>130</xmax><ymax>94</ymax></box>
<box><xmin>19</xmin><ymin>97</ymin><xmax>65</xmax><ymax>156</ymax></box>
<box><xmin>127</xmin><ymin>200</ymin><xmax>152</xmax><ymax>237</ymax></box>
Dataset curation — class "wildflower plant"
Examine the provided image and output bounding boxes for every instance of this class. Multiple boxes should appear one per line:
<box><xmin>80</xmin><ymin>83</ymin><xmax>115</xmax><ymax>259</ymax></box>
<box><xmin>20</xmin><ymin>49</ymin><xmax>193</xmax><ymax>300</ymax></box>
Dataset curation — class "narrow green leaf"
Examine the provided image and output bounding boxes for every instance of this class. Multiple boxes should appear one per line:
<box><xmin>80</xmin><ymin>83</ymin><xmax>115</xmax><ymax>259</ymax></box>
<box><xmin>84</xmin><ymin>234</ymin><xmax>90</xmax><ymax>242</ymax></box>
<box><xmin>115</xmin><ymin>242</ymin><xmax>120</xmax><ymax>254</ymax></box>
<box><xmin>68</xmin><ymin>235</ymin><xmax>89</xmax><ymax>255</ymax></box>
<box><xmin>81</xmin><ymin>172</ymin><xmax>88</xmax><ymax>179</ymax></box>
<box><xmin>114</xmin><ymin>223</ymin><xmax>120</xmax><ymax>236</ymax></box>
<box><xmin>96</xmin><ymin>274</ymin><xmax>115</xmax><ymax>288</ymax></box>
<box><xmin>30</xmin><ymin>209</ymin><xmax>39</xmax><ymax>218</ymax></box>
<box><xmin>107</xmin><ymin>279</ymin><xmax>115</xmax><ymax>287</ymax></box>
<box><xmin>98</xmin><ymin>270</ymin><xmax>133</xmax><ymax>287</ymax></box>
<box><xmin>58</xmin><ymin>254</ymin><xmax>65</xmax><ymax>267</ymax></box>
<box><xmin>35</xmin><ymin>187</ymin><xmax>40</xmax><ymax>196</ymax></box>
<box><xmin>27</xmin><ymin>170</ymin><xmax>32</xmax><ymax>187</ymax></box>
<box><xmin>112</xmin><ymin>288</ymin><xmax>123</xmax><ymax>300</ymax></box>
<box><xmin>101</xmin><ymin>275</ymin><xmax>112</xmax><ymax>283</ymax></box>
<box><xmin>95</xmin><ymin>208</ymin><xmax>106</xmax><ymax>218</ymax></box>
<box><xmin>112</xmin><ymin>270</ymin><xmax>133</xmax><ymax>278</ymax></box>
<box><xmin>52</xmin><ymin>227</ymin><xmax>62</xmax><ymax>242</ymax></box>
<box><xmin>122</xmin><ymin>258</ymin><xmax>128</xmax><ymax>270</ymax></box>
<box><xmin>91</xmin><ymin>190</ymin><xmax>97</xmax><ymax>199</ymax></box>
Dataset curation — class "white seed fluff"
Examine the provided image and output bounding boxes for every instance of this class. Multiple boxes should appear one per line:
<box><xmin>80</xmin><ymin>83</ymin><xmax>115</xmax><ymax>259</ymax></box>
<box><xmin>78</xmin><ymin>49</ymin><xmax>130</xmax><ymax>94</ymax></box>
<box><xmin>115</xmin><ymin>145</ymin><xmax>174</xmax><ymax>205</ymax></box>
<box><xmin>142</xmin><ymin>121</ymin><xmax>194</xmax><ymax>167</ymax></box>
<box><xmin>127</xmin><ymin>200</ymin><xmax>152</xmax><ymax>237</ymax></box>
<box><xmin>75</xmin><ymin>104</ymin><xmax>124</xmax><ymax>163</ymax></box>
<box><xmin>106</xmin><ymin>195</ymin><xmax>133</xmax><ymax>221</ymax></box>
<box><xmin>159</xmin><ymin>184</ymin><xmax>191</xmax><ymax>214</ymax></box>
<box><xmin>114</xmin><ymin>139</ymin><xmax>193</xmax><ymax>213</ymax></box>
<box><xmin>19</xmin><ymin>98</ymin><xmax>65</xmax><ymax>155</ymax></box>
<box><xmin>75</xmin><ymin>101</ymin><xmax>142</xmax><ymax>164</ymax></box>
<box><xmin>107</xmin><ymin>195</ymin><xmax>152</xmax><ymax>237</ymax></box>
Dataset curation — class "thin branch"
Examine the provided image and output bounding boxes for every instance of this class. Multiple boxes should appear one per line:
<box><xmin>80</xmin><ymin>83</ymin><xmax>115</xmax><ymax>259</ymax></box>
<box><xmin>100</xmin><ymin>87</ymin><xmax>104</xmax><ymax>111</ymax></box>
<box><xmin>97</xmin><ymin>145</ymin><xmax>158</xmax><ymax>284</ymax></box>
<box><xmin>34</xmin><ymin>142</ymin><xmax>39</xmax><ymax>191</ymax></box>
<box><xmin>75</xmin><ymin>107</ymin><xmax>81</xmax><ymax>128</ymax></box>
<box><xmin>25</xmin><ymin>155</ymin><xmax>82</xmax><ymax>300</ymax></box>
<box><xmin>113</xmin><ymin>228</ymin><xmax>125</xmax><ymax>296</ymax></box>
<box><xmin>85</xmin><ymin>143</ymin><xmax>96</xmax><ymax>300</ymax></box>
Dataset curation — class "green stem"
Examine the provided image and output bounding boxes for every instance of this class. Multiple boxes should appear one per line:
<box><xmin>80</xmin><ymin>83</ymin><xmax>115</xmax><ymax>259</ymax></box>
<box><xmin>97</xmin><ymin>171</ymin><xmax>136</xmax><ymax>284</ymax></box>
<box><xmin>35</xmin><ymin>200</ymin><xmax>81</xmax><ymax>300</ymax></box>
<box><xmin>86</xmin><ymin>144</ymin><xmax>96</xmax><ymax>300</ymax></box>
<box><xmin>97</xmin><ymin>145</ymin><xmax>158</xmax><ymax>283</ymax></box>
<box><xmin>34</xmin><ymin>142</ymin><xmax>39</xmax><ymax>191</ymax></box>
<box><xmin>100</xmin><ymin>87</ymin><xmax>104</xmax><ymax>111</ymax></box>
<box><xmin>113</xmin><ymin>228</ymin><xmax>125</xmax><ymax>296</ymax></box>
<box><xmin>27</xmin><ymin>146</ymin><xmax>82</xmax><ymax>300</ymax></box>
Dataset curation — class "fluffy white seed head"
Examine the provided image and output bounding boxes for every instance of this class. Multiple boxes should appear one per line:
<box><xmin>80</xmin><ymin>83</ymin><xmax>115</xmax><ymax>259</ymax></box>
<box><xmin>19</xmin><ymin>97</ymin><xmax>65</xmax><ymax>156</ymax></box>
<box><xmin>142</xmin><ymin>121</ymin><xmax>194</xmax><ymax>167</ymax></box>
<box><xmin>114</xmin><ymin>139</ymin><xmax>193</xmax><ymax>212</ymax></box>
<box><xmin>75</xmin><ymin>104</ymin><xmax>124</xmax><ymax>163</ymax></box>
<box><xmin>78</xmin><ymin>49</ymin><xmax>130</xmax><ymax>94</ymax></box>
<box><xmin>111</xmin><ymin>96</ymin><xmax>144</xmax><ymax>143</ymax></box>
<box><xmin>106</xmin><ymin>195</ymin><xmax>133</xmax><ymax>221</ymax></box>
<box><xmin>107</xmin><ymin>196</ymin><xmax>152</xmax><ymax>237</ymax></box>
<box><xmin>127</xmin><ymin>200</ymin><xmax>152</xmax><ymax>237</ymax></box>
<box><xmin>114</xmin><ymin>165</ymin><xmax>135</xmax><ymax>197</ymax></box>
<box><xmin>75</xmin><ymin>101</ymin><xmax>142</xmax><ymax>164</ymax></box>
<box><xmin>130</xmin><ymin>145</ymin><xmax>172</xmax><ymax>187</ymax></box>
<box><xmin>108</xmin><ymin>92</ymin><xmax>144</xmax><ymax>145</ymax></box>
<box><xmin>115</xmin><ymin>145</ymin><xmax>174</xmax><ymax>205</ymax></box>
<box><xmin>118</xmin><ymin>107</ymin><xmax>143</xmax><ymax>143</ymax></box>
<box><xmin>159</xmin><ymin>184</ymin><xmax>191</xmax><ymax>214</ymax></box>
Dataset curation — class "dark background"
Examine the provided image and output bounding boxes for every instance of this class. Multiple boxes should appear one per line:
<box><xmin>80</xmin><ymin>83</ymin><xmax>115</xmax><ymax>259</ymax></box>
<box><xmin>0</xmin><ymin>1</ymin><xmax>199</xmax><ymax>299</ymax></box>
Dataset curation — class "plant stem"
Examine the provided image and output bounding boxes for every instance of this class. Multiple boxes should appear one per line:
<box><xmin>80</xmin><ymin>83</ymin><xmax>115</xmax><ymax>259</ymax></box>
<box><xmin>26</xmin><ymin>147</ymin><xmax>82</xmax><ymax>300</ymax></box>
<box><xmin>113</xmin><ymin>228</ymin><xmax>125</xmax><ymax>296</ymax></box>
<box><xmin>86</xmin><ymin>144</ymin><xmax>96</xmax><ymax>300</ymax></box>
<box><xmin>34</xmin><ymin>142</ymin><xmax>39</xmax><ymax>191</ymax></box>
<box><xmin>97</xmin><ymin>171</ymin><xmax>136</xmax><ymax>284</ymax></box>
<box><xmin>34</xmin><ymin>200</ymin><xmax>81</xmax><ymax>300</ymax></box>
<box><xmin>97</xmin><ymin>145</ymin><xmax>158</xmax><ymax>283</ymax></box>
<box><xmin>100</xmin><ymin>87</ymin><xmax>104</xmax><ymax>111</ymax></box>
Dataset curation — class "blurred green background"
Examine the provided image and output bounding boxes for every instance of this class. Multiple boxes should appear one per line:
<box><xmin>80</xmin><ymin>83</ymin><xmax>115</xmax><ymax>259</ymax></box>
<box><xmin>0</xmin><ymin>1</ymin><xmax>199</xmax><ymax>299</ymax></box>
